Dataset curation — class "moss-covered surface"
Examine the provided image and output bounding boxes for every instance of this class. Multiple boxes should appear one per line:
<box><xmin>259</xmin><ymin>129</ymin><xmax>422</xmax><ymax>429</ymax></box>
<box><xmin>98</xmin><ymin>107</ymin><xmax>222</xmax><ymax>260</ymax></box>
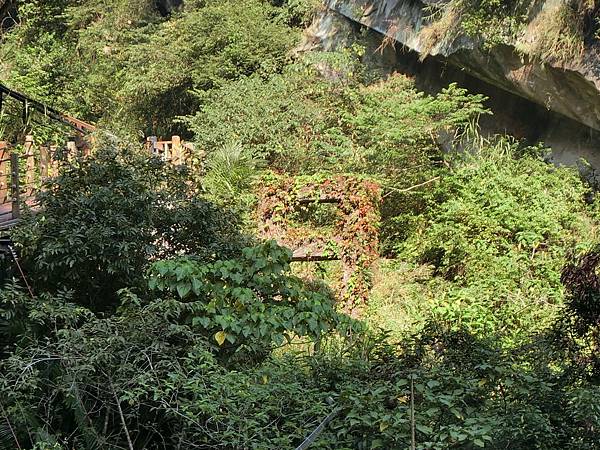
<box><xmin>421</xmin><ymin>0</ymin><xmax>597</xmax><ymax>63</ymax></box>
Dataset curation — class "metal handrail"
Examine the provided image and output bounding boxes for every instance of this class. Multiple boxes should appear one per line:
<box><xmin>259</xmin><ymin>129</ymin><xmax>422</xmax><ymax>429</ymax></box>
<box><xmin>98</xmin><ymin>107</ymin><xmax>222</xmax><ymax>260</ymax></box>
<box><xmin>0</xmin><ymin>84</ymin><xmax>96</xmax><ymax>134</ymax></box>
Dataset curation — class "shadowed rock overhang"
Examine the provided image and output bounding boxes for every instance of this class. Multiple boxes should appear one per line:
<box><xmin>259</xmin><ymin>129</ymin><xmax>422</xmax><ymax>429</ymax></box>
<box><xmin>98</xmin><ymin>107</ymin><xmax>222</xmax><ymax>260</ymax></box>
<box><xmin>325</xmin><ymin>0</ymin><xmax>600</xmax><ymax>132</ymax></box>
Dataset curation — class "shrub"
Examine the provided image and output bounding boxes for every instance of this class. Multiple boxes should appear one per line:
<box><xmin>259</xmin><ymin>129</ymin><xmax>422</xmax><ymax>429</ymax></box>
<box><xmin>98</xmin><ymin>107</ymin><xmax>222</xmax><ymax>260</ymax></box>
<box><xmin>345</xmin><ymin>75</ymin><xmax>487</xmax><ymax>254</ymax></box>
<box><xmin>186</xmin><ymin>70</ymin><xmax>488</xmax><ymax>256</ymax></box>
<box><xmin>400</xmin><ymin>142</ymin><xmax>595</xmax><ymax>342</ymax></box>
<box><xmin>12</xmin><ymin>143</ymin><xmax>244</xmax><ymax>311</ymax></box>
<box><xmin>557</xmin><ymin>245</ymin><xmax>600</xmax><ymax>379</ymax></box>
<box><xmin>149</xmin><ymin>240</ymin><xmax>349</xmax><ymax>362</ymax></box>
<box><xmin>184</xmin><ymin>63</ymin><xmax>355</xmax><ymax>171</ymax></box>
<box><xmin>202</xmin><ymin>141</ymin><xmax>265</xmax><ymax>208</ymax></box>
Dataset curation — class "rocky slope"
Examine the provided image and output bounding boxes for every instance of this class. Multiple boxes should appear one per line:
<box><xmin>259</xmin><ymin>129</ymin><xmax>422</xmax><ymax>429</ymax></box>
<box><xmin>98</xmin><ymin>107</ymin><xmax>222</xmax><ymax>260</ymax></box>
<box><xmin>320</xmin><ymin>0</ymin><xmax>600</xmax><ymax>131</ymax></box>
<box><xmin>303</xmin><ymin>0</ymin><xmax>600</xmax><ymax>168</ymax></box>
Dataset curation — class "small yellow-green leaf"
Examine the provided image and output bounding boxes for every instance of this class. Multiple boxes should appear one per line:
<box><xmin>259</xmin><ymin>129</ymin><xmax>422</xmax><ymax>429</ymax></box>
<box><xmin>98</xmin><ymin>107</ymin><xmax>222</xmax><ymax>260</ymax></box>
<box><xmin>214</xmin><ymin>331</ymin><xmax>226</xmax><ymax>346</ymax></box>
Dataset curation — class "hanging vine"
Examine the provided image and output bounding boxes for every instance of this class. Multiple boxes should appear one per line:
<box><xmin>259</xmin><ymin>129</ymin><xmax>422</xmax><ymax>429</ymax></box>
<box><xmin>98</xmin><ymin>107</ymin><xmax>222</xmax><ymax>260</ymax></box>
<box><xmin>256</xmin><ymin>172</ymin><xmax>381</xmax><ymax>313</ymax></box>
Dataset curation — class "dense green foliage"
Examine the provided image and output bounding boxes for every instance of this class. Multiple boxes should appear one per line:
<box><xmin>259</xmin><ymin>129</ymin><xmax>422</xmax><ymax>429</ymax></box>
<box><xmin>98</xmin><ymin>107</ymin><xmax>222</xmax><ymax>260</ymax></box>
<box><xmin>149</xmin><ymin>241</ymin><xmax>348</xmax><ymax>361</ymax></box>
<box><xmin>0</xmin><ymin>0</ymin><xmax>314</xmax><ymax>139</ymax></box>
<box><xmin>558</xmin><ymin>245</ymin><xmax>600</xmax><ymax>380</ymax></box>
<box><xmin>11</xmin><ymin>144</ymin><xmax>244</xmax><ymax>311</ymax></box>
<box><xmin>1</xmin><ymin>0</ymin><xmax>600</xmax><ymax>449</ymax></box>
<box><xmin>188</xmin><ymin>69</ymin><xmax>486</xmax><ymax>252</ymax></box>
<box><xmin>186</xmin><ymin>67</ymin><xmax>486</xmax><ymax>172</ymax></box>
<box><xmin>397</xmin><ymin>144</ymin><xmax>596</xmax><ymax>342</ymax></box>
<box><xmin>0</xmin><ymin>284</ymin><xmax>342</xmax><ymax>449</ymax></box>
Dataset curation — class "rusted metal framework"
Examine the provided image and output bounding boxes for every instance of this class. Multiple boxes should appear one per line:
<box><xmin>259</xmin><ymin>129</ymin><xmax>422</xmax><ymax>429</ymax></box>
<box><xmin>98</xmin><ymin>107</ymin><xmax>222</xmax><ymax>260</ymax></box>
<box><xmin>0</xmin><ymin>84</ymin><xmax>96</xmax><ymax>135</ymax></box>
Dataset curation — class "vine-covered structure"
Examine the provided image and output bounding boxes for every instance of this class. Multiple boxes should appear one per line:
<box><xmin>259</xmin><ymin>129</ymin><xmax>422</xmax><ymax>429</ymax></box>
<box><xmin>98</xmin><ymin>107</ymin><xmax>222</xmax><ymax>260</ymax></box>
<box><xmin>257</xmin><ymin>173</ymin><xmax>381</xmax><ymax>312</ymax></box>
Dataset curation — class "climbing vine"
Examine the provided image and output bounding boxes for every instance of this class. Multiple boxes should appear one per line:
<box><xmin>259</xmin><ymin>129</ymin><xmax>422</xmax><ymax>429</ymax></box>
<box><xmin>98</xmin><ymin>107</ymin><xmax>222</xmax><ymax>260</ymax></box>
<box><xmin>256</xmin><ymin>172</ymin><xmax>381</xmax><ymax>312</ymax></box>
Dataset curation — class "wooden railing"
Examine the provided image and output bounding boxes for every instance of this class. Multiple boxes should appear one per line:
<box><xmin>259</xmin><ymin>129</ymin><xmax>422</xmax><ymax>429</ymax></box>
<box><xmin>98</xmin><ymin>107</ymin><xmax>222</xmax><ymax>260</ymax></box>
<box><xmin>0</xmin><ymin>136</ymin><xmax>87</xmax><ymax>226</ymax></box>
<box><xmin>145</xmin><ymin>136</ymin><xmax>196</xmax><ymax>165</ymax></box>
<box><xmin>0</xmin><ymin>135</ymin><xmax>198</xmax><ymax>227</ymax></box>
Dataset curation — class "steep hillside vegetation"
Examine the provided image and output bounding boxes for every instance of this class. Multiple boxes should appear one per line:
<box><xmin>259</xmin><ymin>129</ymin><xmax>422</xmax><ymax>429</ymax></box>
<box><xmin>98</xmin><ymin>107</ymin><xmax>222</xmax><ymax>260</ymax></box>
<box><xmin>0</xmin><ymin>0</ymin><xmax>314</xmax><ymax>139</ymax></box>
<box><xmin>0</xmin><ymin>1</ymin><xmax>599</xmax><ymax>449</ymax></box>
<box><xmin>324</xmin><ymin>0</ymin><xmax>600</xmax><ymax>133</ymax></box>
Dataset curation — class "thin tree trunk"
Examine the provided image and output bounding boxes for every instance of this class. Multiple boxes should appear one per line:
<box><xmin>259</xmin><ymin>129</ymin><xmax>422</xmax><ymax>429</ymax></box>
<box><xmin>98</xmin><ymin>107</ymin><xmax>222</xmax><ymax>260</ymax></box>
<box><xmin>110</xmin><ymin>381</ymin><xmax>134</xmax><ymax>450</ymax></box>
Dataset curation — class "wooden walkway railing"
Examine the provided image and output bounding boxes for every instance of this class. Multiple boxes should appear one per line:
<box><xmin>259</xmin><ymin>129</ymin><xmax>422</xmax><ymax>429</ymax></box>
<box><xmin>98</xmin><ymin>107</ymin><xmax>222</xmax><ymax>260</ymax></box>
<box><xmin>0</xmin><ymin>136</ymin><xmax>86</xmax><ymax>227</ymax></box>
<box><xmin>145</xmin><ymin>136</ymin><xmax>196</xmax><ymax>165</ymax></box>
<box><xmin>0</xmin><ymin>135</ymin><xmax>196</xmax><ymax>228</ymax></box>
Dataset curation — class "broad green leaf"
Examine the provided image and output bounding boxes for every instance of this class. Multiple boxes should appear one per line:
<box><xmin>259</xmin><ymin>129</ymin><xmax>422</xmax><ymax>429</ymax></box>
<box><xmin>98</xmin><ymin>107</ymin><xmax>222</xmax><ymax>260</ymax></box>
<box><xmin>177</xmin><ymin>282</ymin><xmax>192</xmax><ymax>299</ymax></box>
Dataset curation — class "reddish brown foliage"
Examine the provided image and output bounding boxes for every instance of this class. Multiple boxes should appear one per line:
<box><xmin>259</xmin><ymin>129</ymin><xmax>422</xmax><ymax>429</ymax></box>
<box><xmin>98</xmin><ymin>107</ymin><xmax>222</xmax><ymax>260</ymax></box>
<box><xmin>257</xmin><ymin>173</ymin><xmax>381</xmax><ymax>314</ymax></box>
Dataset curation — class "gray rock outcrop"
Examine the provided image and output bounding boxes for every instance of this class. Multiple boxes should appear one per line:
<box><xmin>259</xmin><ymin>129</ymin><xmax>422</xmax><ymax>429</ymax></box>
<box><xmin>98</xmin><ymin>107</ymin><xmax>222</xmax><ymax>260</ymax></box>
<box><xmin>322</xmin><ymin>0</ymin><xmax>600</xmax><ymax>131</ymax></box>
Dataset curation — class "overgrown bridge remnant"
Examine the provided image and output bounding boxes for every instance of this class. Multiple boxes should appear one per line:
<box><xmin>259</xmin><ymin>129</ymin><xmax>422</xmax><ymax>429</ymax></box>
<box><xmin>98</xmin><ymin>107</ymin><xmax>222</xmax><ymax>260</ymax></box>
<box><xmin>257</xmin><ymin>174</ymin><xmax>381</xmax><ymax>312</ymax></box>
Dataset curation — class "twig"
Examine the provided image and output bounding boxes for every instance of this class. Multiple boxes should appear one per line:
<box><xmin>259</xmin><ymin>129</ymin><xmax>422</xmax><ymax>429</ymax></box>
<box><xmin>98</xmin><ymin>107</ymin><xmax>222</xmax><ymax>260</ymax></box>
<box><xmin>110</xmin><ymin>380</ymin><xmax>134</xmax><ymax>450</ymax></box>
<box><xmin>382</xmin><ymin>177</ymin><xmax>441</xmax><ymax>198</ymax></box>
<box><xmin>16</xmin><ymin>357</ymin><xmax>64</xmax><ymax>386</ymax></box>
<box><xmin>0</xmin><ymin>399</ymin><xmax>22</xmax><ymax>450</ymax></box>
<box><xmin>103</xmin><ymin>406</ymin><xmax>110</xmax><ymax>436</ymax></box>
<box><xmin>410</xmin><ymin>376</ymin><xmax>416</xmax><ymax>450</ymax></box>
<box><xmin>8</xmin><ymin>245</ymin><xmax>34</xmax><ymax>299</ymax></box>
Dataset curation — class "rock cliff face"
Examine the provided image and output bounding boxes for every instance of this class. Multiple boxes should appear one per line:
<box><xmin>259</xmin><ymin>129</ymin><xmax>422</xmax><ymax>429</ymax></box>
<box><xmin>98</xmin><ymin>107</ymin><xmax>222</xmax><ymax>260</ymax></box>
<box><xmin>324</xmin><ymin>0</ymin><xmax>600</xmax><ymax>131</ymax></box>
<box><xmin>303</xmin><ymin>0</ymin><xmax>600</xmax><ymax>168</ymax></box>
<box><xmin>156</xmin><ymin>0</ymin><xmax>183</xmax><ymax>16</ymax></box>
<box><xmin>0</xmin><ymin>0</ymin><xmax>16</xmax><ymax>31</ymax></box>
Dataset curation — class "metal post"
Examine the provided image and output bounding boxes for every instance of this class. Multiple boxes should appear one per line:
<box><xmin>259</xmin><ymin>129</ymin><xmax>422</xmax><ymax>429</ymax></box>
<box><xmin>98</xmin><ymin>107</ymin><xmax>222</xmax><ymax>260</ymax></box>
<box><xmin>21</xmin><ymin>100</ymin><xmax>28</xmax><ymax>125</ymax></box>
<box><xmin>0</xmin><ymin>142</ymin><xmax>8</xmax><ymax>204</ymax></box>
<box><xmin>24</xmin><ymin>135</ymin><xmax>35</xmax><ymax>196</ymax></box>
<box><xmin>40</xmin><ymin>145</ymin><xmax>49</xmax><ymax>180</ymax></box>
<box><xmin>10</xmin><ymin>152</ymin><xmax>20</xmax><ymax>220</ymax></box>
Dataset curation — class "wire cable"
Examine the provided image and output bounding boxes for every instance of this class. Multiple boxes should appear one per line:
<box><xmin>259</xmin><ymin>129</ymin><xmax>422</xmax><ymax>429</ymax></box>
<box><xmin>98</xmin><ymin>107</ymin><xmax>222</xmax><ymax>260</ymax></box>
<box><xmin>7</xmin><ymin>244</ymin><xmax>34</xmax><ymax>299</ymax></box>
<box><xmin>295</xmin><ymin>400</ymin><xmax>340</xmax><ymax>450</ymax></box>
